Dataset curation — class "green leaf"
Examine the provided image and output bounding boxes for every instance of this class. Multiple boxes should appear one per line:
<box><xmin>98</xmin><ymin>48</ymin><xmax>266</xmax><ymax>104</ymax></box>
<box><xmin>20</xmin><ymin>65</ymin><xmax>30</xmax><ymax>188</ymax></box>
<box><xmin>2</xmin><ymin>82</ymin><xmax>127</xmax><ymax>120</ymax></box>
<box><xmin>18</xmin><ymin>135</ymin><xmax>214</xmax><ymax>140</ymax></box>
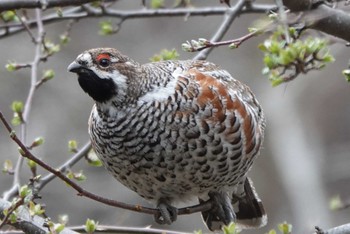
<box><xmin>99</xmin><ymin>20</ymin><xmax>115</xmax><ymax>36</ymax></box>
<box><xmin>263</xmin><ymin>55</ymin><xmax>278</xmax><ymax>69</ymax></box>
<box><xmin>58</xmin><ymin>214</ymin><xmax>69</xmax><ymax>225</ymax></box>
<box><xmin>193</xmin><ymin>230</ymin><xmax>202</xmax><ymax>234</ymax></box>
<box><xmin>329</xmin><ymin>195</ymin><xmax>343</xmax><ymax>210</ymax></box>
<box><xmin>278</xmin><ymin>222</ymin><xmax>292</xmax><ymax>234</ymax></box>
<box><xmin>1</xmin><ymin>11</ymin><xmax>18</xmax><ymax>22</ymax></box>
<box><xmin>42</xmin><ymin>69</ymin><xmax>55</xmax><ymax>80</ymax></box>
<box><xmin>54</xmin><ymin>223</ymin><xmax>65</xmax><ymax>233</ymax></box>
<box><xmin>150</xmin><ymin>49</ymin><xmax>179</xmax><ymax>62</ymax></box>
<box><xmin>85</xmin><ymin>218</ymin><xmax>98</xmax><ymax>234</ymax></box>
<box><xmin>67</xmin><ymin>170</ymin><xmax>86</xmax><ymax>181</ymax></box>
<box><xmin>19</xmin><ymin>185</ymin><xmax>31</xmax><ymax>198</ymax></box>
<box><xmin>269</xmin><ymin>72</ymin><xmax>284</xmax><ymax>87</ymax></box>
<box><xmin>56</xmin><ymin>7</ymin><xmax>63</xmax><ymax>17</ymax></box>
<box><xmin>248</xmin><ymin>27</ymin><xmax>258</xmax><ymax>33</ymax></box>
<box><xmin>229</xmin><ymin>43</ymin><xmax>238</xmax><ymax>49</ymax></box>
<box><xmin>3</xmin><ymin>159</ymin><xmax>14</xmax><ymax>174</ymax></box>
<box><xmin>269</xmin><ymin>41</ymin><xmax>282</xmax><ymax>54</ymax></box>
<box><xmin>29</xmin><ymin>201</ymin><xmax>45</xmax><ymax>216</ymax></box>
<box><xmin>9</xmin><ymin>212</ymin><xmax>17</xmax><ymax>223</ymax></box>
<box><xmin>5</xmin><ymin>62</ymin><xmax>17</xmax><ymax>72</ymax></box>
<box><xmin>27</xmin><ymin>159</ymin><xmax>37</xmax><ymax>169</ymax></box>
<box><xmin>222</xmin><ymin>222</ymin><xmax>238</xmax><ymax>234</ymax></box>
<box><xmin>278</xmin><ymin>50</ymin><xmax>294</xmax><ymax>65</ymax></box>
<box><xmin>32</xmin><ymin>137</ymin><xmax>45</xmax><ymax>148</ymax></box>
<box><xmin>87</xmin><ymin>151</ymin><xmax>103</xmax><ymax>167</ymax></box>
<box><xmin>150</xmin><ymin>0</ymin><xmax>164</xmax><ymax>9</ymax></box>
<box><xmin>11</xmin><ymin>101</ymin><xmax>24</xmax><ymax>113</ymax></box>
<box><xmin>11</xmin><ymin>114</ymin><xmax>21</xmax><ymax>126</ymax></box>
<box><xmin>60</xmin><ymin>34</ymin><xmax>70</xmax><ymax>45</ymax></box>
<box><xmin>68</xmin><ymin>140</ymin><xmax>78</xmax><ymax>153</ymax></box>
<box><xmin>262</xmin><ymin>67</ymin><xmax>270</xmax><ymax>75</ymax></box>
<box><xmin>342</xmin><ymin>69</ymin><xmax>350</xmax><ymax>82</ymax></box>
<box><xmin>44</xmin><ymin>40</ymin><xmax>60</xmax><ymax>55</ymax></box>
<box><xmin>258</xmin><ymin>43</ymin><xmax>268</xmax><ymax>52</ymax></box>
<box><xmin>18</xmin><ymin>147</ymin><xmax>25</xmax><ymax>156</ymax></box>
<box><xmin>266</xmin><ymin>229</ymin><xmax>277</xmax><ymax>234</ymax></box>
<box><xmin>181</xmin><ymin>42</ymin><xmax>193</xmax><ymax>52</ymax></box>
<box><xmin>321</xmin><ymin>54</ymin><xmax>335</xmax><ymax>63</ymax></box>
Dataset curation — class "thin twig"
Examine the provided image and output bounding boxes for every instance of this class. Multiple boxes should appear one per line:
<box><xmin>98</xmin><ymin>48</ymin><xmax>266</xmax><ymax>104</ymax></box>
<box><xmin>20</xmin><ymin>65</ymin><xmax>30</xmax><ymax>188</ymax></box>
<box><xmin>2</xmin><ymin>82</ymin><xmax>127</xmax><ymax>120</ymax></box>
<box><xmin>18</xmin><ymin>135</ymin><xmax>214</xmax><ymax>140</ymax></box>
<box><xmin>275</xmin><ymin>0</ymin><xmax>291</xmax><ymax>43</ymax></box>
<box><xmin>38</xmin><ymin>141</ymin><xmax>92</xmax><ymax>190</ymax></box>
<box><xmin>193</xmin><ymin>0</ymin><xmax>247</xmax><ymax>60</ymax></box>
<box><xmin>15</xmin><ymin>11</ymin><xmax>36</xmax><ymax>43</ymax></box>
<box><xmin>0</xmin><ymin>0</ymin><xmax>100</xmax><ymax>11</ymax></box>
<box><xmin>0</xmin><ymin>111</ymin><xmax>212</xmax><ymax>217</ymax></box>
<box><xmin>0</xmin><ymin>197</ymin><xmax>25</xmax><ymax>229</ymax></box>
<box><xmin>3</xmin><ymin>9</ymin><xmax>46</xmax><ymax>202</ymax></box>
<box><xmin>185</xmin><ymin>30</ymin><xmax>260</xmax><ymax>52</ymax></box>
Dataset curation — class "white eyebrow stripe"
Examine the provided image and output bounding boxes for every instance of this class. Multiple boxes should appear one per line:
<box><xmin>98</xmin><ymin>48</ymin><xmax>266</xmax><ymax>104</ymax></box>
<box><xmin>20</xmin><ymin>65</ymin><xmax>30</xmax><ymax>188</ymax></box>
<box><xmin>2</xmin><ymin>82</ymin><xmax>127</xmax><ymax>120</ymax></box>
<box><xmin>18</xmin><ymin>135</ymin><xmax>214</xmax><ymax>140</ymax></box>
<box><xmin>110</xmin><ymin>57</ymin><xmax>119</xmax><ymax>63</ymax></box>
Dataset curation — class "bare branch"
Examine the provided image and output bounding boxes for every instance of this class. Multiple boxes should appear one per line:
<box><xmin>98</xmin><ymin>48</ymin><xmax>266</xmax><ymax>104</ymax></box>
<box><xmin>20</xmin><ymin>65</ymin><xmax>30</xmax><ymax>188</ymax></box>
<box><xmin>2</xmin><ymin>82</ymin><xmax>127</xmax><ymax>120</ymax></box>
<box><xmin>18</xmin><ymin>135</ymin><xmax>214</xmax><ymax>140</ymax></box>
<box><xmin>69</xmin><ymin>225</ymin><xmax>190</xmax><ymax>234</ymax></box>
<box><xmin>193</xmin><ymin>0</ymin><xmax>247</xmax><ymax>60</ymax></box>
<box><xmin>183</xmin><ymin>30</ymin><xmax>260</xmax><ymax>52</ymax></box>
<box><xmin>283</xmin><ymin>0</ymin><xmax>350</xmax><ymax>42</ymax></box>
<box><xmin>0</xmin><ymin>0</ymin><xmax>99</xmax><ymax>11</ymax></box>
<box><xmin>3</xmin><ymin>8</ymin><xmax>46</xmax><ymax>202</ymax></box>
<box><xmin>0</xmin><ymin>4</ymin><xmax>275</xmax><ymax>39</ymax></box>
<box><xmin>38</xmin><ymin>141</ymin><xmax>92</xmax><ymax>190</ymax></box>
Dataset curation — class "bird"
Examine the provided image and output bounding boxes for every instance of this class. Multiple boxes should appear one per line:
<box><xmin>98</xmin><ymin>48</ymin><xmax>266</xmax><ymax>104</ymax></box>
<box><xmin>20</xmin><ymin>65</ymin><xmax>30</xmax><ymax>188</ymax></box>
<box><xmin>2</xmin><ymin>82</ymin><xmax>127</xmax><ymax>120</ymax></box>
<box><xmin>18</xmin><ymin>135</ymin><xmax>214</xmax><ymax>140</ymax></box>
<box><xmin>67</xmin><ymin>48</ymin><xmax>267</xmax><ymax>231</ymax></box>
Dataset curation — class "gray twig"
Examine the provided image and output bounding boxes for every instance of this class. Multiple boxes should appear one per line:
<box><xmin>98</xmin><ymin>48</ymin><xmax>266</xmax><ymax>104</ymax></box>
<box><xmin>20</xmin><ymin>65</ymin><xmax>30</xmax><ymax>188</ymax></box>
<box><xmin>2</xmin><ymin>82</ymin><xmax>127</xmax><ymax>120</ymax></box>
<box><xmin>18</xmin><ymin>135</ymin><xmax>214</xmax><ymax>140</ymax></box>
<box><xmin>0</xmin><ymin>4</ymin><xmax>275</xmax><ymax>39</ymax></box>
<box><xmin>193</xmin><ymin>0</ymin><xmax>247</xmax><ymax>61</ymax></box>
<box><xmin>3</xmin><ymin>8</ymin><xmax>46</xmax><ymax>202</ymax></box>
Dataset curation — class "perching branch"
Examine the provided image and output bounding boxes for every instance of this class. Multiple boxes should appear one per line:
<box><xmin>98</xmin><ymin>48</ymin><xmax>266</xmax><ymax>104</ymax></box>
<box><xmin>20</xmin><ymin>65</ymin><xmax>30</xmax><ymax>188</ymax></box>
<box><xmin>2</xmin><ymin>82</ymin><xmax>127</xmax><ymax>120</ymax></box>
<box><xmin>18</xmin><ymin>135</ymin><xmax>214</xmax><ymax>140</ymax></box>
<box><xmin>0</xmin><ymin>111</ymin><xmax>212</xmax><ymax>218</ymax></box>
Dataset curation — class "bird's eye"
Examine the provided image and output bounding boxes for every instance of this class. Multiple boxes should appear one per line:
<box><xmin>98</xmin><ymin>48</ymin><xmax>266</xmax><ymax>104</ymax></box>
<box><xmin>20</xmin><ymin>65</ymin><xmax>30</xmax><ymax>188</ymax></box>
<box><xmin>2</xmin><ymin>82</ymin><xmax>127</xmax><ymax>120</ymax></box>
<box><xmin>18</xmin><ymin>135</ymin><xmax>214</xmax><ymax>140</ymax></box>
<box><xmin>97</xmin><ymin>54</ymin><xmax>111</xmax><ymax>68</ymax></box>
<box><xmin>99</xmin><ymin>58</ymin><xmax>110</xmax><ymax>67</ymax></box>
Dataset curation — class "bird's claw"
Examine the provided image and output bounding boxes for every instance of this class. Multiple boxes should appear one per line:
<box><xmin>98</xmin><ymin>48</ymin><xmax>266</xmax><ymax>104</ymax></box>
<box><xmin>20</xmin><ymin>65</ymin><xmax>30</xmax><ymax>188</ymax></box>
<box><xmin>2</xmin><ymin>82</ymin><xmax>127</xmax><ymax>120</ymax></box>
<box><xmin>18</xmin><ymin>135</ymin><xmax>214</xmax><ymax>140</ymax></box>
<box><xmin>208</xmin><ymin>191</ymin><xmax>236</xmax><ymax>225</ymax></box>
<box><xmin>154</xmin><ymin>202</ymin><xmax>178</xmax><ymax>225</ymax></box>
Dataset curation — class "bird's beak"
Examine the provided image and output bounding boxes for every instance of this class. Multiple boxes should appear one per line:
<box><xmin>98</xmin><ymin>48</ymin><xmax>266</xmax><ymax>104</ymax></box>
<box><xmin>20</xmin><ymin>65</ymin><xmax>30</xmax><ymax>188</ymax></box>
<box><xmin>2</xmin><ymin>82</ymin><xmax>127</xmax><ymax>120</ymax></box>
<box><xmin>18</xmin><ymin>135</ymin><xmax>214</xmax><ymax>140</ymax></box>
<box><xmin>67</xmin><ymin>61</ymin><xmax>83</xmax><ymax>73</ymax></box>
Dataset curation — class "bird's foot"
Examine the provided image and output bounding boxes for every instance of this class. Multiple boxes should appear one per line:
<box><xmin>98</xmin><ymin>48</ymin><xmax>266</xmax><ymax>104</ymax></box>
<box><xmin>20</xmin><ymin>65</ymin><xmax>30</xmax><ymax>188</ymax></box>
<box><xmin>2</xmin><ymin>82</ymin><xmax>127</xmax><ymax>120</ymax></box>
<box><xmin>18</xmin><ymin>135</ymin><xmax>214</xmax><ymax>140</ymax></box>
<box><xmin>208</xmin><ymin>191</ymin><xmax>236</xmax><ymax>225</ymax></box>
<box><xmin>154</xmin><ymin>201</ymin><xmax>178</xmax><ymax>225</ymax></box>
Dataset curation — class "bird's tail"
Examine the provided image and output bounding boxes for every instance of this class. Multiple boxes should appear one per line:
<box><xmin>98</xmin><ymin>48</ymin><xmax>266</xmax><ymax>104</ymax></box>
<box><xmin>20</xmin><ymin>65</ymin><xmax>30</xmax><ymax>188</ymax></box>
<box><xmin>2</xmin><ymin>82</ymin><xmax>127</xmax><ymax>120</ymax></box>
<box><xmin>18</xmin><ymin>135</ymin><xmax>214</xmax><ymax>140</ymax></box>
<box><xmin>233</xmin><ymin>177</ymin><xmax>267</xmax><ymax>229</ymax></box>
<box><xmin>199</xmin><ymin>178</ymin><xmax>267</xmax><ymax>231</ymax></box>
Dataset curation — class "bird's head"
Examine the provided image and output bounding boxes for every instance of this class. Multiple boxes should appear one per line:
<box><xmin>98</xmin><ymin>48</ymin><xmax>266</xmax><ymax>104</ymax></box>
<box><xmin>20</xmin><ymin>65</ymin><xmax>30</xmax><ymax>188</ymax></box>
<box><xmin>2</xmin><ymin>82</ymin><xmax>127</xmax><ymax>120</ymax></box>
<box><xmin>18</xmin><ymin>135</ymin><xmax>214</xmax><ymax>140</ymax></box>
<box><xmin>68</xmin><ymin>48</ymin><xmax>139</xmax><ymax>104</ymax></box>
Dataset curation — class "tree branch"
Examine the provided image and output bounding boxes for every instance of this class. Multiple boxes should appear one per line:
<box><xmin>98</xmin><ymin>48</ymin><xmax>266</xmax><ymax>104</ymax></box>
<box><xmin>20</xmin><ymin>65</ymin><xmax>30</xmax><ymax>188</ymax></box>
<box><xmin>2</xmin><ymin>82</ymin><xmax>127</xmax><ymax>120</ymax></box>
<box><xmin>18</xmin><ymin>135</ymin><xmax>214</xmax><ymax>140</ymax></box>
<box><xmin>0</xmin><ymin>198</ymin><xmax>79</xmax><ymax>234</ymax></box>
<box><xmin>38</xmin><ymin>141</ymin><xmax>92</xmax><ymax>190</ymax></box>
<box><xmin>3</xmin><ymin>8</ymin><xmax>46</xmax><ymax>202</ymax></box>
<box><xmin>283</xmin><ymin>0</ymin><xmax>350</xmax><ymax>42</ymax></box>
<box><xmin>315</xmin><ymin>223</ymin><xmax>350</xmax><ymax>234</ymax></box>
<box><xmin>69</xmin><ymin>225</ymin><xmax>190</xmax><ymax>234</ymax></box>
<box><xmin>0</xmin><ymin>0</ymin><xmax>99</xmax><ymax>11</ymax></box>
<box><xmin>193</xmin><ymin>0</ymin><xmax>247</xmax><ymax>60</ymax></box>
<box><xmin>0</xmin><ymin>4</ymin><xmax>275</xmax><ymax>39</ymax></box>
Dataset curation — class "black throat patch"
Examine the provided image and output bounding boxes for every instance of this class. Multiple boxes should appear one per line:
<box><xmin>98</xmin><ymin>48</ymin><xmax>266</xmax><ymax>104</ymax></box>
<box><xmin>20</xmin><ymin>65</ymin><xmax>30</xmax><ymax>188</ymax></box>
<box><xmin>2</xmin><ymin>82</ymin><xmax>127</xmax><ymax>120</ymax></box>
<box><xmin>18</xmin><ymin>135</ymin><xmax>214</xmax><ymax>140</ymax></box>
<box><xmin>77</xmin><ymin>69</ymin><xmax>117</xmax><ymax>103</ymax></box>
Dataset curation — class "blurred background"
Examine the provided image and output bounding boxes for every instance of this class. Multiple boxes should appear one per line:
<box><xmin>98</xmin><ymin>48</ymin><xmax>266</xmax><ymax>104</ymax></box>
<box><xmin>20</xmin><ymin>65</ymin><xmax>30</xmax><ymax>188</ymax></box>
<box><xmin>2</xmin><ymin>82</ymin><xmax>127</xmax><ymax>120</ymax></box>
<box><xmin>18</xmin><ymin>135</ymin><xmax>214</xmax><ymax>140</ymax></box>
<box><xmin>0</xmin><ymin>1</ymin><xmax>349</xmax><ymax>233</ymax></box>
